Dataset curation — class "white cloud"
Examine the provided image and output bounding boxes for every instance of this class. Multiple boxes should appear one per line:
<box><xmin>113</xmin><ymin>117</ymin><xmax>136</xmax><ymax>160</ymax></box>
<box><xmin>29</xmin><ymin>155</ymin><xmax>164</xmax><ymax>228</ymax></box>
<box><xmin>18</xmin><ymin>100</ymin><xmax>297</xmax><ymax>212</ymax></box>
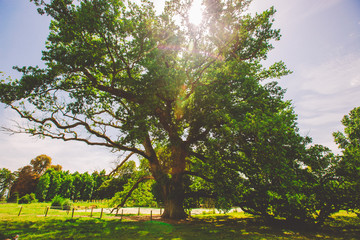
<box><xmin>350</xmin><ymin>75</ymin><xmax>360</xmax><ymax>86</ymax></box>
<box><xmin>298</xmin><ymin>53</ymin><xmax>360</xmax><ymax>94</ymax></box>
<box><xmin>0</xmin><ymin>106</ymin><xmax>117</xmax><ymax>173</ymax></box>
<box><xmin>292</xmin><ymin>0</ymin><xmax>341</xmax><ymax>21</ymax></box>
<box><xmin>0</xmin><ymin>131</ymin><xmax>117</xmax><ymax>173</ymax></box>
<box><xmin>249</xmin><ymin>0</ymin><xmax>342</xmax><ymax>24</ymax></box>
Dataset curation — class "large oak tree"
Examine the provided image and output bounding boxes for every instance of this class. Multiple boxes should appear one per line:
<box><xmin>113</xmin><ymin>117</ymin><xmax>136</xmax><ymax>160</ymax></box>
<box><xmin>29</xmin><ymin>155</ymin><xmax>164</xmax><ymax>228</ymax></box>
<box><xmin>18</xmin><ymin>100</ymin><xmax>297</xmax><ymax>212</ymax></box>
<box><xmin>1</xmin><ymin>0</ymin><xmax>291</xmax><ymax>219</ymax></box>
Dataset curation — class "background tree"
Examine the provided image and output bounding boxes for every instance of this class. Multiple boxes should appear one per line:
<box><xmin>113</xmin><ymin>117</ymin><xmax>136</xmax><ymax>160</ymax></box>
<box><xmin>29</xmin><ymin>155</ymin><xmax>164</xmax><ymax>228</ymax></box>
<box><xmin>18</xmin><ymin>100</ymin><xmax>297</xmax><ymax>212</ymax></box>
<box><xmin>72</xmin><ymin>172</ymin><xmax>83</xmax><ymax>201</ymax></box>
<box><xmin>50</xmin><ymin>164</ymin><xmax>63</xmax><ymax>171</ymax></box>
<box><xmin>9</xmin><ymin>154</ymin><xmax>61</xmax><ymax>200</ymax></box>
<box><xmin>79</xmin><ymin>172</ymin><xmax>95</xmax><ymax>200</ymax></box>
<box><xmin>11</xmin><ymin>165</ymin><xmax>38</xmax><ymax>198</ymax></box>
<box><xmin>30</xmin><ymin>154</ymin><xmax>52</xmax><ymax>175</ymax></box>
<box><xmin>0</xmin><ymin>168</ymin><xmax>16</xmax><ymax>200</ymax></box>
<box><xmin>45</xmin><ymin>168</ymin><xmax>63</xmax><ymax>201</ymax></box>
<box><xmin>298</xmin><ymin>144</ymin><xmax>344</xmax><ymax>224</ymax></box>
<box><xmin>0</xmin><ymin>0</ymin><xmax>291</xmax><ymax>219</ymax></box>
<box><xmin>91</xmin><ymin>170</ymin><xmax>108</xmax><ymax>199</ymax></box>
<box><xmin>97</xmin><ymin>161</ymin><xmax>136</xmax><ymax>199</ymax></box>
<box><xmin>58</xmin><ymin>171</ymin><xmax>74</xmax><ymax>199</ymax></box>
<box><xmin>35</xmin><ymin>170</ymin><xmax>51</xmax><ymax>201</ymax></box>
<box><xmin>36</xmin><ymin>168</ymin><xmax>113</xmax><ymax>201</ymax></box>
<box><xmin>333</xmin><ymin>106</ymin><xmax>360</xmax><ymax>214</ymax></box>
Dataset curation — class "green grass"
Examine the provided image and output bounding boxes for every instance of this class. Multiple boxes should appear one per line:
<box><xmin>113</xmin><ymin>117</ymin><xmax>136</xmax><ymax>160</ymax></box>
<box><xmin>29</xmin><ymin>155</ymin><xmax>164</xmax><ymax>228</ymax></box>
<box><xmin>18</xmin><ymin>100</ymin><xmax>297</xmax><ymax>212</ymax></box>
<box><xmin>1</xmin><ymin>203</ymin><xmax>359</xmax><ymax>240</ymax></box>
<box><xmin>0</xmin><ymin>203</ymin><xmax>109</xmax><ymax>219</ymax></box>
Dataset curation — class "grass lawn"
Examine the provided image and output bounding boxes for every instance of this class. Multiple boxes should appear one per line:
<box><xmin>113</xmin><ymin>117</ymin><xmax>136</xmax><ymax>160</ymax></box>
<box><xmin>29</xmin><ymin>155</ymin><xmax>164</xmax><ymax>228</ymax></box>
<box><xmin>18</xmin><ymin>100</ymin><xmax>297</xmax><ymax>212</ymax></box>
<box><xmin>1</xmin><ymin>203</ymin><xmax>359</xmax><ymax>239</ymax></box>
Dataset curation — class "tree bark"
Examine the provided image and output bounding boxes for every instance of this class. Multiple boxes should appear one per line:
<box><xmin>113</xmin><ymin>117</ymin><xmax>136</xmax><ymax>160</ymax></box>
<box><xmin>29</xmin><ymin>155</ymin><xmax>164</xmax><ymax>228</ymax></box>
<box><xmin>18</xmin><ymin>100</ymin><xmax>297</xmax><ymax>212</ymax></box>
<box><xmin>160</xmin><ymin>173</ymin><xmax>187</xmax><ymax>219</ymax></box>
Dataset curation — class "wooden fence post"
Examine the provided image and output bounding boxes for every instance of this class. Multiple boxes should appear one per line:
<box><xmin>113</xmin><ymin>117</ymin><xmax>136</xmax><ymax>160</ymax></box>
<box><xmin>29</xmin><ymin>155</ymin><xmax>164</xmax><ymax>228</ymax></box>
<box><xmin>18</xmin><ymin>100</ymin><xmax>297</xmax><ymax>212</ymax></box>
<box><xmin>150</xmin><ymin>210</ymin><xmax>152</xmax><ymax>221</ymax></box>
<box><xmin>100</xmin><ymin>208</ymin><xmax>103</xmax><ymax>219</ymax></box>
<box><xmin>45</xmin><ymin>206</ymin><xmax>49</xmax><ymax>217</ymax></box>
<box><xmin>138</xmin><ymin>207</ymin><xmax>140</xmax><ymax>216</ymax></box>
<box><xmin>18</xmin><ymin>206</ymin><xmax>23</xmax><ymax>216</ymax></box>
<box><xmin>90</xmin><ymin>207</ymin><xmax>93</xmax><ymax>218</ymax></box>
<box><xmin>72</xmin><ymin>208</ymin><xmax>75</xmax><ymax>218</ymax></box>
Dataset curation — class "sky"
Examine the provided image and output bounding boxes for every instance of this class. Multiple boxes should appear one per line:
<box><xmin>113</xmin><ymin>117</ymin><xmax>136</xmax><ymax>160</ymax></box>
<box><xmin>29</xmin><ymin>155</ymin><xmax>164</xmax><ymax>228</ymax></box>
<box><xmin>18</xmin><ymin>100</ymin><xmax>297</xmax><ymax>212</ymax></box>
<box><xmin>0</xmin><ymin>0</ymin><xmax>359</xmax><ymax>173</ymax></box>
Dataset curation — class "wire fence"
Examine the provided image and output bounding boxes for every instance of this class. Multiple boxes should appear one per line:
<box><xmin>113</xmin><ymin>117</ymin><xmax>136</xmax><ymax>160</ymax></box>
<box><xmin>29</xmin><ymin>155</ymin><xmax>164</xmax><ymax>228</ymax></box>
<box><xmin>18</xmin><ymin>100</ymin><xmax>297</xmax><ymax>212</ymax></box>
<box><xmin>3</xmin><ymin>205</ymin><xmax>169</xmax><ymax>221</ymax></box>
<box><xmin>2</xmin><ymin>203</ymin><xmax>242</xmax><ymax>220</ymax></box>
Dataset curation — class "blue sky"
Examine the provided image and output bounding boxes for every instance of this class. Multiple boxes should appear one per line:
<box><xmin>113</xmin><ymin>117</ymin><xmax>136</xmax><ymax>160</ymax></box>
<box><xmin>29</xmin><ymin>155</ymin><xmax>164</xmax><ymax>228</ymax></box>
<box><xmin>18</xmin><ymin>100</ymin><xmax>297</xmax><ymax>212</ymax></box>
<box><xmin>0</xmin><ymin>0</ymin><xmax>359</xmax><ymax>173</ymax></box>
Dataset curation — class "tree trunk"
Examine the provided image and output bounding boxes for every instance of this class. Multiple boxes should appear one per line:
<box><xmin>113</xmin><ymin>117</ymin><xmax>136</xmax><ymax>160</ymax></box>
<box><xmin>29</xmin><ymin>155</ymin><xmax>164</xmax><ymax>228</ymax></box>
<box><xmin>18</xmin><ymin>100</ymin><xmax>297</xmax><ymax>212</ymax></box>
<box><xmin>144</xmin><ymin>135</ymin><xmax>188</xmax><ymax>219</ymax></box>
<box><xmin>160</xmin><ymin>173</ymin><xmax>187</xmax><ymax>219</ymax></box>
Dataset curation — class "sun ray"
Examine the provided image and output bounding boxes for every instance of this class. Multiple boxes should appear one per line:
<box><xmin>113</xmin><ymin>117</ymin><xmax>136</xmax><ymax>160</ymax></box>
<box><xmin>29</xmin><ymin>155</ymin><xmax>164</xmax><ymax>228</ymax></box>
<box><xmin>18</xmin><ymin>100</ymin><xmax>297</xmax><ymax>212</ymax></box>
<box><xmin>188</xmin><ymin>0</ymin><xmax>204</xmax><ymax>25</ymax></box>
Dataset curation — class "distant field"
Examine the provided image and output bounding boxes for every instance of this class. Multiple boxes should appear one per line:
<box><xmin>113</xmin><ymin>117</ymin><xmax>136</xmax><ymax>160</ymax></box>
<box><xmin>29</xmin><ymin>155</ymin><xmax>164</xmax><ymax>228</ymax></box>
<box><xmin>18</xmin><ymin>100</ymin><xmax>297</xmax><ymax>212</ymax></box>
<box><xmin>1</xmin><ymin>203</ymin><xmax>359</xmax><ymax>240</ymax></box>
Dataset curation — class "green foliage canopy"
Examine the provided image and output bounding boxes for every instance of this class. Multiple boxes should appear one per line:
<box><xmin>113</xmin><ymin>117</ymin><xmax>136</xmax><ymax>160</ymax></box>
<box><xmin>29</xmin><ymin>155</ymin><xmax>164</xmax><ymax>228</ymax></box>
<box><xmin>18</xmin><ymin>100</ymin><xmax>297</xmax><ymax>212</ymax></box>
<box><xmin>0</xmin><ymin>0</ymin><xmax>292</xmax><ymax>219</ymax></box>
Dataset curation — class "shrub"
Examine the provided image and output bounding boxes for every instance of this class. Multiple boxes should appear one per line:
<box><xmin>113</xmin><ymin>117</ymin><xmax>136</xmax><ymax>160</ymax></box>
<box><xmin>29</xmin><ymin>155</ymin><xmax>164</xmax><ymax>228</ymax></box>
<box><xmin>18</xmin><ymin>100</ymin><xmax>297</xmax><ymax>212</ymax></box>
<box><xmin>62</xmin><ymin>198</ymin><xmax>73</xmax><ymax>210</ymax></box>
<box><xmin>18</xmin><ymin>193</ymin><xmax>37</xmax><ymax>204</ymax></box>
<box><xmin>51</xmin><ymin>195</ymin><xmax>73</xmax><ymax>210</ymax></box>
<box><xmin>51</xmin><ymin>195</ymin><xmax>63</xmax><ymax>209</ymax></box>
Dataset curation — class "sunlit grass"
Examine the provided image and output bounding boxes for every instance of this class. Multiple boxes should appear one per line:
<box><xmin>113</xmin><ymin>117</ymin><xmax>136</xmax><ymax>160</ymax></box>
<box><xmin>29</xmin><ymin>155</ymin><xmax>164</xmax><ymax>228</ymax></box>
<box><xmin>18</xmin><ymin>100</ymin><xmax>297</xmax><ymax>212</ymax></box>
<box><xmin>0</xmin><ymin>202</ymin><xmax>115</xmax><ymax>221</ymax></box>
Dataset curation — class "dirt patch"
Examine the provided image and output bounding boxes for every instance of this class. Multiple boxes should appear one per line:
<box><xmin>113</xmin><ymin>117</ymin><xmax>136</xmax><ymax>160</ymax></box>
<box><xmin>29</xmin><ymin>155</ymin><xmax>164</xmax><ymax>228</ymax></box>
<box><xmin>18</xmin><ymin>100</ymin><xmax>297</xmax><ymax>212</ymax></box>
<box><xmin>113</xmin><ymin>214</ymin><xmax>192</xmax><ymax>224</ymax></box>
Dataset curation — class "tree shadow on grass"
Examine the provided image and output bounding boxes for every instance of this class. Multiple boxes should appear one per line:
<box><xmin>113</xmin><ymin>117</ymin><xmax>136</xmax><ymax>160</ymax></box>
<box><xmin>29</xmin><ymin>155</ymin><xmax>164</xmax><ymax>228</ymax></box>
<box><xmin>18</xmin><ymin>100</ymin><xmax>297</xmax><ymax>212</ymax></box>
<box><xmin>188</xmin><ymin>215</ymin><xmax>360</xmax><ymax>240</ymax></box>
<box><xmin>0</xmin><ymin>218</ymin><xmax>175</xmax><ymax>240</ymax></box>
<box><xmin>0</xmin><ymin>216</ymin><xmax>359</xmax><ymax>240</ymax></box>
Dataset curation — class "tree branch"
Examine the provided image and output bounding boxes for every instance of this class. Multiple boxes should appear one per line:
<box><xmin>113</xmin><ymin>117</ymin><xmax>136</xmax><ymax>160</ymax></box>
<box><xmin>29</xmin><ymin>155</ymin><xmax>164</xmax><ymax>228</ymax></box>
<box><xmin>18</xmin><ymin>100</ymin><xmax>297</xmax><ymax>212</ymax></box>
<box><xmin>108</xmin><ymin>152</ymin><xmax>135</xmax><ymax>177</ymax></box>
<box><xmin>82</xmin><ymin>69</ymin><xmax>142</xmax><ymax>104</ymax></box>
<box><xmin>111</xmin><ymin>175</ymin><xmax>155</xmax><ymax>213</ymax></box>
<box><xmin>8</xmin><ymin>104</ymin><xmax>149</xmax><ymax>159</ymax></box>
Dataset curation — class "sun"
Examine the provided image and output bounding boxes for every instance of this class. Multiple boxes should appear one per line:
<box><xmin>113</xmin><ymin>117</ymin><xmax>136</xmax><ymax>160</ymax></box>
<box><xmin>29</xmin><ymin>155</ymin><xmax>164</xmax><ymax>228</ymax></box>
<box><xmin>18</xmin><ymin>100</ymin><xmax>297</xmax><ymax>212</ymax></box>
<box><xmin>188</xmin><ymin>0</ymin><xmax>204</xmax><ymax>25</ymax></box>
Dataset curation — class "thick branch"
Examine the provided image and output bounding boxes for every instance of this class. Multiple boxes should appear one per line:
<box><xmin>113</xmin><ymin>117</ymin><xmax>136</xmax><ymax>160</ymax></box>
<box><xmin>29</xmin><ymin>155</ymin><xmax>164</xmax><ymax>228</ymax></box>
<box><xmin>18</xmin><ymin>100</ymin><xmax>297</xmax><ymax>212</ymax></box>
<box><xmin>142</xmin><ymin>133</ymin><xmax>158</xmax><ymax>163</ymax></box>
<box><xmin>82</xmin><ymin>69</ymin><xmax>142</xmax><ymax>104</ymax></box>
<box><xmin>9</xmin><ymin>104</ymin><xmax>149</xmax><ymax>159</ymax></box>
<box><xmin>108</xmin><ymin>152</ymin><xmax>135</xmax><ymax>177</ymax></box>
<box><xmin>111</xmin><ymin>175</ymin><xmax>155</xmax><ymax>213</ymax></box>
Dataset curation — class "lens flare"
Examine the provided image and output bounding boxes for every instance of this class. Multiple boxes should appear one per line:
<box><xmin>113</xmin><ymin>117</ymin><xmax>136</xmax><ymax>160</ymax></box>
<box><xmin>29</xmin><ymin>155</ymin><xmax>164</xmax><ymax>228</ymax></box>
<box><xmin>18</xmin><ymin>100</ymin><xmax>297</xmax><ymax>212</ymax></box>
<box><xmin>188</xmin><ymin>0</ymin><xmax>203</xmax><ymax>25</ymax></box>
